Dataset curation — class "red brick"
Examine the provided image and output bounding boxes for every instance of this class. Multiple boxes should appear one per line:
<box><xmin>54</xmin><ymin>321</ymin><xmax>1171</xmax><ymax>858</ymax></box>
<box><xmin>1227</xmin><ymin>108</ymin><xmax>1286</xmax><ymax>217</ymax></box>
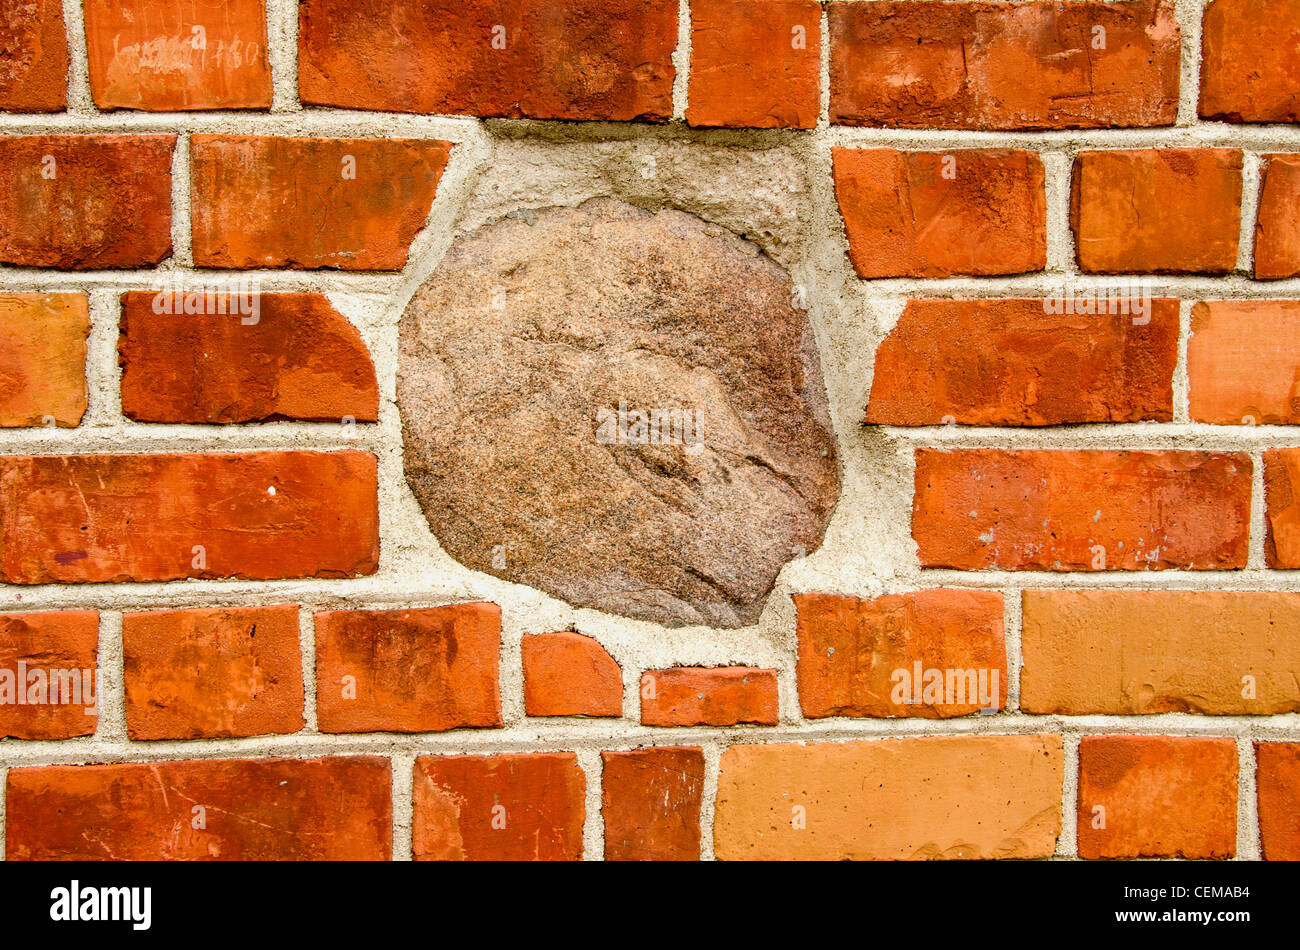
<box><xmin>0</xmin><ymin>293</ymin><xmax>88</xmax><ymax>427</ymax></box>
<box><xmin>119</xmin><ymin>291</ymin><xmax>378</xmax><ymax>423</ymax></box>
<box><xmin>522</xmin><ymin>631</ymin><xmax>622</xmax><ymax>718</ymax></box>
<box><xmin>640</xmin><ymin>667</ymin><xmax>778</xmax><ymax>727</ymax></box>
<box><xmin>602</xmin><ymin>747</ymin><xmax>704</xmax><ymax>860</ymax></box>
<box><xmin>833</xmin><ymin>148</ymin><xmax>1046</xmax><ymax>278</ymax></box>
<box><xmin>829</xmin><ymin>0</ymin><xmax>1180</xmax><ymax>130</ymax></box>
<box><xmin>715</xmin><ymin>734</ymin><xmax>1063</xmax><ymax>859</ymax></box>
<box><xmin>1071</xmin><ymin>149</ymin><xmax>1243</xmax><ymax>274</ymax></box>
<box><xmin>686</xmin><ymin>0</ymin><xmax>821</xmax><ymax>129</ymax></box>
<box><xmin>1200</xmin><ymin>0</ymin><xmax>1300</xmax><ymax>123</ymax></box>
<box><xmin>866</xmin><ymin>298</ymin><xmax>1178</xmax><ymax>426</ymax></box>
<box><xmin>1255</xmin><ymin>154</ymin><xmax>1300</xmax><ymax>279</ymax></box>
<box><xmin>0</xmin><ymin>0</ymin><xmax>66</xmax><ymax>111</ymax></box>
<box><xmin>1189</xmin><ymin>301</ymin><xmax>1300</xmax><ymax>424</ymax></box>
<box><xmin>298</xmin><ymin>0</ymin><xmax>676</xmax><ymax>121</ymax></box>
<box><xmin>190</xmin><ymin>135</ymin><xmax>451</xmax><ymax>271</ymax></box>
<box><xmin>1256</xmin><ymin>742</ymin><xmax>1300</xmax><ymax>860</ymax></box>
<box><xmin>5</xmin><ymin>756</ymin><xmax>392</xmax><ymax>860</ymax></box>
<box><xmin>1077</xmin><ymin>736</ymin><xmax>1237</xmax><ymax>859</ymax></box>
<box><xmin>794</xmin><ymin>590</ymin><xmax>1005</xmax><ymax>719</ymax></box>
<box><xmin>913</xmin><ymin>449</ymin><xmax>1251</xmax><ymax>571</ymax></box>
<box><xmin>0</xmin><ymin>135</ymin><xmax>174</xmax><ymax>269</ymax></box>
<box><xmin>0</xmin><ymin>611</ymin><xmax>98</xmax><ymax>740</ymax></box>
<box><xmin>413</xmin><ymin>753</ymin><xmax>585</xmax><ymax>861</ymax></box>
<box><xmin>1021</xmin><ymin>590</ymin><xmax>1300</xmax><ymax>715</ymax></box>
<box><xmin>83</xmin><ymin>0</ymin><xmax>271</xmax><ymax>110</ymax></box>
<box><xmin>315</xmin><ymin>603</ymin><xmax>502</xmax><ymax>734</ymax></box>
<box><xmin>122</xmin><ymin>605</ymin><xmax>304</xmax><ymax>740</ymax></box>
<box><xmin>1264</xmin><ymin>448</ymin><xmax>1300</xmax><ymax>568</ymax></box>
<box><xmin>0</xmin><ymin>450</ymin><xmax>379</xmax><ymax>584</ymax></box>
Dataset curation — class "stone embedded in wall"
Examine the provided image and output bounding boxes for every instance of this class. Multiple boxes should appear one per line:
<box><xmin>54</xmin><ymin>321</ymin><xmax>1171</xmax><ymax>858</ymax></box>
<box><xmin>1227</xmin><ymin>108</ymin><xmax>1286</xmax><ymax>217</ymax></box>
<box><xmin>398</xmin><ymin>199</ymin><xmax>839</xmax><ymax>628</ymax></box>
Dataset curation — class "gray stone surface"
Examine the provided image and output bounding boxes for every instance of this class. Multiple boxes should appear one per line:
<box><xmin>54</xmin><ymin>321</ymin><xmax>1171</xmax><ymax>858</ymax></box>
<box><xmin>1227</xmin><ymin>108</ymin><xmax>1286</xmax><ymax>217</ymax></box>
<box><xmin>398</xmin><ymin>198</ymin><xmax>839</xmax><ymax>628</ymax></box>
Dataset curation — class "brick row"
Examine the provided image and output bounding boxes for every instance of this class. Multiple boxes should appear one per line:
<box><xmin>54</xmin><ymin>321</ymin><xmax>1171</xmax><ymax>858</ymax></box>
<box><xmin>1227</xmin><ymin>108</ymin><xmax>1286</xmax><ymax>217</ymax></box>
<box><xmin>11</xmin><ymin>591</ymin><xmax>1300</xmax><ymax>743</ymax></box>
<box><xmin>833</xmin><ymin>147</ymin><xmax>1298</xmax><ymax>278</ymax></box>
<box><xmin>5</xmin><ymin>739</ymin><xmax>1297</xmax><ymax>859</ymax></box>
<box><xmin>4</xmin><ymin>0</ymin><xmax>1299</xmax><ymax>126</ymax></box>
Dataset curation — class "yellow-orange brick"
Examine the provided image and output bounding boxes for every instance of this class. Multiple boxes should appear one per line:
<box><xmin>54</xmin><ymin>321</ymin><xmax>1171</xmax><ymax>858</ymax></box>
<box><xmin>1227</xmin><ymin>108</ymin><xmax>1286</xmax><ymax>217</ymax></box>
<box><xmin>1021</xmin><ymin>590</ymin><xmax>1300</xmax><ymax>714</ymax></box>
<box><xmin>714</xmin><ymin>735</ymin><xmax>1063</xmax><ymax>859</ymax></box>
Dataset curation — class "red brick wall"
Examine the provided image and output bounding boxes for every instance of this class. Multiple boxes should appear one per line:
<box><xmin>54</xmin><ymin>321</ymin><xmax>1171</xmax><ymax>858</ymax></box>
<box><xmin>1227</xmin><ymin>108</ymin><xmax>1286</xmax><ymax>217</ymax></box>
<box><xmin>0</xmin><ymin>0</ymin><xmax>1297</xmax><ymax>862</ymax></box>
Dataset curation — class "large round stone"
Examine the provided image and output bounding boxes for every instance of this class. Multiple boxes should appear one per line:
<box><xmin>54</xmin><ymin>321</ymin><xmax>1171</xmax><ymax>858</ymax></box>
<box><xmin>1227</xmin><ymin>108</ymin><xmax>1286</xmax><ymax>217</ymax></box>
<box><xmin>398</xmin><ymin>198</ymin><xmax>839</xmax><ymax>628</ymax></box>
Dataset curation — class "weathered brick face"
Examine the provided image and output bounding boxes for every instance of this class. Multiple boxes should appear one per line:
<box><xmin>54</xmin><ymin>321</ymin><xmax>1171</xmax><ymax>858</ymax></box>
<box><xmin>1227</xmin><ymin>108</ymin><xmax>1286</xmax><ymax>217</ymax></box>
<box><xmin>298</xmin><ymin>0</ymin><xmax>678</xmax><ymax>121</ymax></box>
<box><xmin>0</xmin><ymin>135</ymin><xmax>175</xmax><ymax>268</ymax></box>
<box><xmin>0</xmin><ymin>0</ymin><xmax>67</xmax><ymax>112</ymax></box>
<box><xmin>833</xmin><ymin>147</ymin><xmax>1048</xmax><ymax>277</ymax></box>
<box><xmin>0</xmin><ymin>293</ymin><xmax>88</xmax><ymax>427</ymax></box>
<box><xmin>189</xmin><ymin>136</ymin><xmax>452</xmax><ymax>270</ymax></box>
<box><xmin>122</xmin><ymin>605</ymin><xmax>305</xmax><ymax>739</ymax></box>
<box><xmin>1070</xmin><ymin>149</ymin><xmax>1243</xmax><ymax>273</ymax></box>
<box><xmin>83</xmin><ymin>0</ymin><xmax>272</xmax><ymax>111</ymax></box>
<box><xmin>829</xmin><ymin>0</ymin><xmax>1181</xmax><ymax>130</ymax></box>
<box><xmin>1077</xmin><ymin>736</ymin><xmax>1238</xmax><ymax>859</ymax></box>
<box><xmin>0</xmin><ymin>0</ymin><xmax>1296</xmax><ymax>867</ymax></box>
<box><xmin>688</xmin><ymin>0</ymin><xmax>821</xmax><ymax>129</ymax></box>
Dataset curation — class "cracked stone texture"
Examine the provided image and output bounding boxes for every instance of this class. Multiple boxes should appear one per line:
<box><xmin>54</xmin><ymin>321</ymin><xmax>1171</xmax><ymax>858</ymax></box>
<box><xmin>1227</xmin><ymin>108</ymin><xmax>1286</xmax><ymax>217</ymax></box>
<box><xmin>398</xmin><ymin>198</ymin><xmax>839</xmax><ymax>628</ymax></box>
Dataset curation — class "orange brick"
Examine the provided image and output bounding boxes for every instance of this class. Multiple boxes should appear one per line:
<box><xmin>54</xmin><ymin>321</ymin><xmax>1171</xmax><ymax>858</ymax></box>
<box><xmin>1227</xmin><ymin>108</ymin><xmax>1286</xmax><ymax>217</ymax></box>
<box><xmin>1200</xmin><ymin>0</ymin><xmax>1300</xmax><ymax>123</ymax></box>
<box><xmin>122</xmin><ymin>605</ymin><xmax>304</xmax><ymax>739</ymax></box>
<box><xmin>1071</xmin><ymin>149</ymin><xmax>1243</xmax><ymax>273</ymax></box>
<box><xmin>1256</xmin><ymin>742</ymin><xmax>1300</xmax><ymax>860</ymax></box>
<box><xmin>299</xmin><ymin>0</ymin><xmax>677</xmax><ymax>121</ymax></box>
<box><xmin>0</xmin><ymin>611</ymin><xmax>98</xmax><ymax>740</ymax></box>
<box><xmin>0</xmin><ymin>293</ymin><xmax>88</xmax><ymax>427</ymax></box>
<box><xmin>640</xmin><ymin>667</ymin><xmax>778</xmax><ymax>726</ymax></box>
<box><xmin>1264</xmin><ymin>448</ymin><xmax>1300</xmax><ymax>568</ymax></box>
<box><xmin>602</xmin><ymin>747</ymin><xmax>704</xmax><ymax>860</ymax></box>
<box><xmin>0</xmin><ymin>0</ymin><xmax>67</xmax><ymax>111</ymax></box>
<box><xmin>6</xmin><ymin>757</ymin><xmax>392</xmax><ymax>860</ymax></box>
<box><xmin>522</xmin><ymin>632</ymin><xmax>622</xmax><ymax>718</ymax></box>
<box><xmin>1189</xmin><ymin>301</ymin><xmax>1300</xmax><ymax>424</ymax></box>
<box><xmin>687</xmin><ymin>0</ymin><xmax>821</xmax><ymax>129</ymax></box>
<box><xmin>1077</xmin><ymin>736</ymin><xmax>1237</xmax><ymax>859</ymax></box>
<box><xmin>833</xmin><ymin>148</ymin><xmax>1047</xmax><ymax>278</ymax></box>
<box><xmin>1021</xmin><ymin>590</ymin><xmax>1300</xmax><ymax>714</ymax></box>
<box><xmin>794</xmin><ymin>590</ymin><xmax>1005</xmax><ymax>719</ymax></box>
<box><xmin>829</xmin><ymin>0</ymin><xmax>1180</xmax><ymax>130</ymax></box>
<box><xmin>1255</xmin><ymin>154</ymin><xmax>1300</xmax><ymax>279</ymax></box>
<box><xmin>413</xmin><ymin>753</ymin><xmax>585</xmax><ymax>861</ymax></box>
<box><xmin>865</xmin><ymin>298</ymin><xmax>1178</xmax><ymax>426</ymax></box>
<box><xmin>315</xmin><ymin>604</ymin><xmax>502</xmax><ymax>734</ymax></box>
<box><xmin>714</xmin><ymin>734</ymin><xmax>1063</xmax><ymax>859</ymax></box>
<box><xmin>913</xmin><ymin>449</ymin><xmax>1251</xmax><ymax>571</ymax></box>
<box><xmin>0</xmin><ymin>451</ymin><xmax>379</xmax><ymax>584</ymax></box>
<box><xmin>190</xmin><ymin>135</ymin><xmax>451</xmax><ymax>270</ymax></box>
<box><xmin>0</xmin><ymin>135</ymin><xmax>174</xmax><ymax>269</ymax></box>
<box><xmin>83</xmin><ymin>0</ymin><xmax>272</xmax><ymax>110</ymax></box>
<box><xmin>119</xmin><ymin>291</ymin><xmax>379</xmax><ymax>423</ymax></box>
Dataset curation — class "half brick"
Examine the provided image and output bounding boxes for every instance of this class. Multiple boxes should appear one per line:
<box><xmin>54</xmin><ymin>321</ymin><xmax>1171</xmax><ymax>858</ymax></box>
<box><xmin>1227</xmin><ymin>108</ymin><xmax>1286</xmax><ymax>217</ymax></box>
<box><xmin>413</xmin><ymin>752</ymin><xmax>585</xmax><ymax>861</ymax></box>
<box><xmin>315</xmin><ymin>603</ymin><xmax>503</xmax><ymax>734</ymax></box>
<box><xmin>119</xmin><ymin>291</ymin><xmax>378</xmax><ymax>423</ymax></box>
<box><xmin>794</xmin><ymin>590</ymin><xmax>1006</xmax><ymax>719</ymax></box>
